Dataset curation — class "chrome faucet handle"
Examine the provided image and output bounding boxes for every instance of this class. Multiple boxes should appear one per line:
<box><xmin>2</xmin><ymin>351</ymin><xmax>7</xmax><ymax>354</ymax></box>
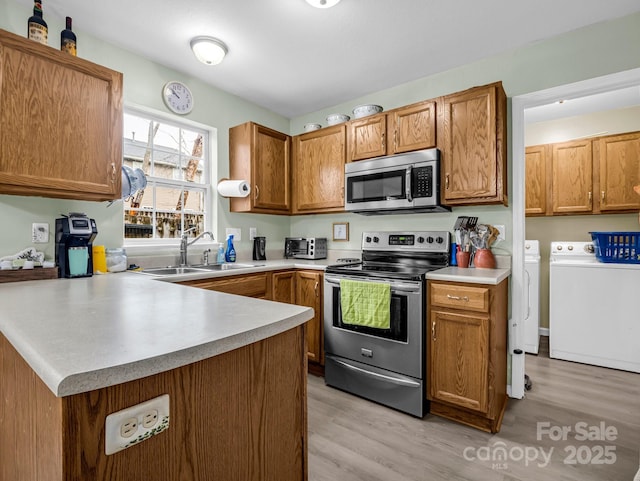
<box><xmin>203</xmin><ymin>248</ymin><xmax>212</xmax><ymax>265</ymax></box>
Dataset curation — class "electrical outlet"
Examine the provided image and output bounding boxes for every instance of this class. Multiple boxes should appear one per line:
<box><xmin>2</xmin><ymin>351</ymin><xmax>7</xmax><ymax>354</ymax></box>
<box><xmin>225</xmin><ymin>227</ymin><xmax>241</xmax><ymax>241</ymax></box>
<box><xmin>105</xmin><ymin>394</ymin><xmax>170</xmax><ymax>455</ymax></box>
<box><xmin>249</xmin><ymin>227</ymin><xmax>257</xmax><ymax>241</ymax></box>
<box><xmin>32</xmin><ymin>223</ymin><xmax>49</xmax><ymax>243</ymax></box>
<box><xmin>495</xmin><ymin>224</ymin><xmax>506</xmax><ymax>242</ymax></box>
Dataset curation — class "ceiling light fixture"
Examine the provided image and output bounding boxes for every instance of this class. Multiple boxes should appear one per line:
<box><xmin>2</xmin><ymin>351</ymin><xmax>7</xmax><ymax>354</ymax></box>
<box><xmin>305</xmin><ymin>0</ymin><xmax>341</xmax><ymax>8</ymax></box>
<box><xmin>190</xmin><ymin>36</ymin><xmax>228</xmax><ymax>65</ymax></box>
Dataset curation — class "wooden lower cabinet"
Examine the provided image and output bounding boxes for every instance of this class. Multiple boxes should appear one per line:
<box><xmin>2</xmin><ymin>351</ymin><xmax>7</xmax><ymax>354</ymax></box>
<box><xmin>179</xmin><ymin>272</ymin><xmax>271</xmax><ymax>299</ymax></box>
<box><xmin>272</xmin><ymin>270</ymin><xmax>324</xmax><ymax>367</ymax></box>
<box><xmin>0</xmin><ymin>328</ymin><xmax>307</xmax><ymax>481</ymax></box>
<box><xmin>427</xmin><ymin>279</ymin><xmax>508</xmax><ymax>433</ymax></box>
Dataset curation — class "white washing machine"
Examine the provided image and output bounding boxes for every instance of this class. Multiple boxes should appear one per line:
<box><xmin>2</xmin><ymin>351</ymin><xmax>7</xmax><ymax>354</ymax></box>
<box><xmin>549</xmin><ymin>241</ymin><xmax>640</xmax><ymax>373</ymax></box>
<box><xmin>524</xmin><ymin>240</ymin><xmax>540</xmax><ymax>354</ymax></box>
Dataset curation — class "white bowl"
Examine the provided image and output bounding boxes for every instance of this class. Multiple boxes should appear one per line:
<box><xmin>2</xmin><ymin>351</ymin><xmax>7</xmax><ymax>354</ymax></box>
<box><xmin>303</xmin><ymin>123</ymin><xmax>322</xmax><ymax>132</ymax></box>
<box><xmin>352</xmin><ymin>104</ymin><xmax>383</xmax><ymax>119</ymax></box>
<box><xmin>326</xmin><ymin>113</ymin><xmax>350</xmax><ymax>125</ymax></box>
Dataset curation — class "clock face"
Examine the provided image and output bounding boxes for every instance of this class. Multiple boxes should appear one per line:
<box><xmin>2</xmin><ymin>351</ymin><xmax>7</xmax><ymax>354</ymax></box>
<box><xmin>162</xmin><ymin>81</ymin><xmax>194</xmax><ymax>115</ymax></box>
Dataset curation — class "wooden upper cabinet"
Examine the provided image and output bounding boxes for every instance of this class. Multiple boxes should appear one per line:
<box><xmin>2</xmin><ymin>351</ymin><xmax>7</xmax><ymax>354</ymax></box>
<box><xmin>346</xmin><ymin>100</ymin><xmax>437</xmax><ymax>162</ymax></box>
<box><xmin>292</xmin><ymin>124</ymin><xmax>346</xmax><ymax>214</ymax></box>
<box><xmin>389</xmin><ymin>100</ymin><xmax>437</xmax><ymax>155</ymax></box>
<box><xmin>0</xmin><ymin>29</ymin><xmax>123</xmax><ymax>201</ymax></box>
<box><xmin>229</xmin><ymin>122</ymin><xmax>291</xmax><ymax>214</ymax></box>
<box><xmin>597</xmin><ymin>131</ymin><xmax>640</xmax><ymax>212</ymax></box>
<box><xmin>551</xmin><ymin>139</ymin><xmax>593</xmax><ymax>214</ymax></box>
<box><xmin>525</xmin><ymin>145</ymin><xmax>548</xmax><ymax>216</ymax></box>
<box><xmin>439</xmin><ymin>82</ymin><xmax>507</xmax><ymax>206</ymax></box>
<box><xmin>347</xmin><ymin>113</ymin><xmax>387</xmax><ymax>161</ymax></box>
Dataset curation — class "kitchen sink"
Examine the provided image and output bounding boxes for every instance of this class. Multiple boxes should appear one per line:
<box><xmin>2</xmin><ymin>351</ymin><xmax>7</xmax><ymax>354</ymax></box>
<box><xmin>141</xmin><ymin>266</ymin><xmax>208</xmax><ymax>275</ymax></box>
<box><xmin>190</xmin><ymin>263</ymin><xmax>260</xmax><ymax>271</ymax></box>
<box><xmin>140</xmin><ymin>263</ymin><xmax>263</xmax><ymax>276</ymax></box>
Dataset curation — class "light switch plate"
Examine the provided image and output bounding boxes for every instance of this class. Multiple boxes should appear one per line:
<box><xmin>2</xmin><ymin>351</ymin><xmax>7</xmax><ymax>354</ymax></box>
<box><xmin>225</xmin><ymin>227</ymin><xmax>241</xmax><ymax>241</ymax></box>
<box><xmin>249</xmin><ymin>227</ymin><xmax>257</xmax><ymax>241</ymax></box>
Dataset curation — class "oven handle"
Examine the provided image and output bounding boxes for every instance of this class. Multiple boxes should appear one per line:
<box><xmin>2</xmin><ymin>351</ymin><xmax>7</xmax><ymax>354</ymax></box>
<box><xmin>330</xmin><ymin>357</ymin><xmax>421</xmax><ymax>387</ymax></box>
<box><xmin>325</xmin><ymin>276</ymin><xmax>421</xmax><ymax>293</ymax></box>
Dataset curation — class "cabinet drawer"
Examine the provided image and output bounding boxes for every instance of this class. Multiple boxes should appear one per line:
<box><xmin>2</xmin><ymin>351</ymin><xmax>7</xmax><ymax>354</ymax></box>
<box><xmin>430</xmin><ymin>283</ymin><xmax>489</xmax><ymax>313</ymax></box>
<box><xmin>180</xmin><ymin>273</ymin><xmax>270</xmax><ymax>298</ymax></box>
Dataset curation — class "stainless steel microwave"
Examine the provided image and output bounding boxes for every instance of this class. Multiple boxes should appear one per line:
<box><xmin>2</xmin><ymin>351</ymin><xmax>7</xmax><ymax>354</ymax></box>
<box><xmin>344</xmin><ymin>148</ymin><xmax>450</xmax><ymax>215</ymax></box>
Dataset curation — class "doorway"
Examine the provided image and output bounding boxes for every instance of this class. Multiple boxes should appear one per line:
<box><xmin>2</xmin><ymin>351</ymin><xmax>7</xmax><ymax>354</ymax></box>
<box><xmin>510</xmin><ymin>67</ymin><xmax>640</xmax><ymax>399</ymax></box>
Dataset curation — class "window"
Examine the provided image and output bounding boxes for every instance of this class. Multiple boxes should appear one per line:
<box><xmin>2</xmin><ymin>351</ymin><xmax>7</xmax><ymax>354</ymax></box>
<box><xmin>122</xmin><ymin>107</ymin><xmax>212</xmax><ymax>243</ymax></box>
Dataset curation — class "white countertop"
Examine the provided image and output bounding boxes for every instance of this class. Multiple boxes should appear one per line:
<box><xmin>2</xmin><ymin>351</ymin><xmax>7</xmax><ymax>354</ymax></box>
<box><xmin>426</xmin><ymin>266</ymin><xmax>511</xmax><ymax>285</ymax></box>
<box><xmin>0</xmin><ymin>274</ymin><xmax>312</xmax><ymax>397</ymax></box>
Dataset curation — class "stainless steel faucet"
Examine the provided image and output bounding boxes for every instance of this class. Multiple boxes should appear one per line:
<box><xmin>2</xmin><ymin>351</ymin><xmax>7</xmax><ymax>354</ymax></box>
<box><xmin>180</xmin><ymin>228</ymin><xmax>215</xmax><ymax>266</ymax></box>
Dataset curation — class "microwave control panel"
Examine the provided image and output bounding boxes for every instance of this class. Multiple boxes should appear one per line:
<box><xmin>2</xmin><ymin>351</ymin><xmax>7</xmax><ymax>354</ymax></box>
<box><xmin>412</xmin><ymin>166</ymin><xmax>433</xmax><ymax>198</ymax></box>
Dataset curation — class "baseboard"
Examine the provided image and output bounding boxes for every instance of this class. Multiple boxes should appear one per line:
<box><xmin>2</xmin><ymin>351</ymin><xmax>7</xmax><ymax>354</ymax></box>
<box><xmin>539</xmin><ymin>327</ymin><xmax>549</xmax><ymax>337</ymax></box>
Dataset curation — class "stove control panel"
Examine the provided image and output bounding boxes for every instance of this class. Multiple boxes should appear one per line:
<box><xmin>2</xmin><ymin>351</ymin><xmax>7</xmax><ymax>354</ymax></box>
<box><xmin>362</xmin><ymin>231</ymin><xmax>450</xmax><ymax>252</ymax></box>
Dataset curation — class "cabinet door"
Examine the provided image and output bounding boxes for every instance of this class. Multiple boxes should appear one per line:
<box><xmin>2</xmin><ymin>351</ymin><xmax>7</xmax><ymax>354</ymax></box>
<box><xmin>0</xmin><ymin>29</ymin><xmax>122</xmax><ymax>201</ymax></box>
<box><xmin>295</xmin><ymin>271</ymin><xmax>323</xmax><ymax>364</ymax></box>
<box><xmin>440</xmin><ymin>82</ymin><xmax>507</xmax><ymax>206</ymax></box>
<box><xmin>551</xmin><ymin>140</ymin><xmax>593</xmax><ymax>214</ymax></box>
<box><xmin>389</xmin><ymin>100</ymin><xmax>436</xmax><ymax>155</ymax></box>
<box><xmin>428</xmin><ymin>309</ymin><xmax>489</xmax><ymax>413</ymax></box>
<box><xmin>229</xmin><ymin>122</ymin><xmax>290</xmax><ymax>214</ymax></box>
<box><xmin>253</xmin><ymin>124</ymin><xmax>291</xmax><ymax>211</ymax></box>
<box><xmin>597</xmin><ymin>132</ymin><xmax>640</xmax><ymax>212</ymax></box>
<box><xmin>525</xmin><ymin>145</ymin><xmax>548</xmax><ymax>216</ymax></box>
<box><xmin>272</xmin><ymin>271</ymin><xmax>296</xmax><ymax>304</ymax></box>
<box><xmin>347</xmin><ymin>114</ymin><xmax>387</xmax><ymax>161</ymax></box>
<box><xmin>292</xmin><ymin>125</ymin><xmax>345</xmax><ymax>213</ymax></box>
<box><xmin>180</xmin><ymin>273</ymin><xmax>271</xmax><ymax>299</ymax></box>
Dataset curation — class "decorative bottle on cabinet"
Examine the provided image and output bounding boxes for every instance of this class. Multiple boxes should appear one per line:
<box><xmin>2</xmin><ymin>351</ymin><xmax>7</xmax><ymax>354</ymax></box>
<box><xmin>27</xmin><ymin>0</ymin><xmax>48</xmax><ymax>45</ymax></box>
<box><xmin>60</xmin><ymin>17</ymin><xmax>76</xmax><ymax>55</ymax></box>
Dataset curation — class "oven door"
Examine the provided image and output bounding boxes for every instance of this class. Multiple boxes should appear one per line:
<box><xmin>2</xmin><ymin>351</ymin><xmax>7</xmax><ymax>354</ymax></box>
<box><xmin>323</xmin><ymin>274</ymin><xmax>424</xmax><ymax>379</ymax></box>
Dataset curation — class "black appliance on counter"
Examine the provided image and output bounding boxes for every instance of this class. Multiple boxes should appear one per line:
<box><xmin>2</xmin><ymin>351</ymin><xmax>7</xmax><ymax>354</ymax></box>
<box><xmin>253</xmin><ymin>236</ymin><xmax>266</xmax><ymax>261</ymax></box>
<box><xmin>323</xmin><ymin>230</ymin><xmax>450</xmax><ymax>417</ymax></box>
<box><xmin>55</xmin><ymin>213</ymin><xmax>98</xmax><ymax>278</ymax></box>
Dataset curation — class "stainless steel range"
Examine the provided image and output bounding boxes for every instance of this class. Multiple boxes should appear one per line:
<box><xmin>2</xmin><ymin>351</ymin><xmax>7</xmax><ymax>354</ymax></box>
<box><xmin>323</xmin><ymin>230</ymin><xmax>450</xmax><ymax>417</ymax></box>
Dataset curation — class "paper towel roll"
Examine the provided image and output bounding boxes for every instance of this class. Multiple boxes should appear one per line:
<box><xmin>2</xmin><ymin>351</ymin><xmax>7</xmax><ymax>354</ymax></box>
<box><xmin>217</xmin><ymin>180</ymin><xmax>251</xmax><ymax>198</ymax></box>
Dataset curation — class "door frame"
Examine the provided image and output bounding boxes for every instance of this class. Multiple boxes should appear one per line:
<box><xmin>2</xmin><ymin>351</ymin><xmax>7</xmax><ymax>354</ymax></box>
<box><xmin>510</xmin><ymin>67</ymin><xmax>640</xmax><ymax>399</ymax></box>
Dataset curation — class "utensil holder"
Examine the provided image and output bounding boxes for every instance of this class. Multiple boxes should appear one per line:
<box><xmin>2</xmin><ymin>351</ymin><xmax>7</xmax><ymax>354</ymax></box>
<box><xmin>473</xmin><ymin>249</ymin><xmax>496</xmax><ymax>268</ymax></box>
<box><xmin>456</xmin><ymin>251</ymin><xmax>470</xmax><ymax>268</ymax></box>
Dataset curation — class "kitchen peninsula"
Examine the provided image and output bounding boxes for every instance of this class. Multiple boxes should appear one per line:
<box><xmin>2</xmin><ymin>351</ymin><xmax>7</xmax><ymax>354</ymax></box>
<box><xmin>0</xmin><ymin>274</ymin><xmax>312</xmax><ymax>481</ymax></box>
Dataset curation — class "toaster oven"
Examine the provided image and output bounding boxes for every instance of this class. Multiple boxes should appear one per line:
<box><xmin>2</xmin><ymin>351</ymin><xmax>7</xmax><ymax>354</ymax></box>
<box><xmin>284</xmin><ymin>237</ymin><xmax>327</xmax><ymax>260</ymax></box>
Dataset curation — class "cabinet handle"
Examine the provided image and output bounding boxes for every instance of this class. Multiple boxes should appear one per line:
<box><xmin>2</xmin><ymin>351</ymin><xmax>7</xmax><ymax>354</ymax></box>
<box><xmin>111</xmin><ymin>163</ymin><xmax>116</xmax><ymax>182</ymax></box>
<box><xmin>445</xmin><ymin>174</ymin><xmax>450</xmax><ymax>190</ymax></box>
<box><xmin>314</xmin><ymin>281</ymin><xmax>319</xmax><ymax>297</ymax></box>
<box><xmin>446</xmin><ymin>294</ymin><xmax>469</xmax><ymax>302</ymax></box>
<box><xmin>588</xmin><ymin>191</ymin><xmax>592</xmax><ymax>205</ymax></box>
<box><xmin>432</xmin><ymin>321</ymin><xmax>436</xmax><ymax>341</ymax></box>
<box><xmin>255</xmin><ymin>185</ymin><xmax>260</xmax><ymax>200</ymax></box>
<box><xmin>393</xmin><ymin>130</ymin><xmax>397</xmax><ymax>151</ymax></box>
<box><xmin>381</xmin><ymin>132</ymin><xmax>386</xmax><ymax>150</ymax></box>
<box><xmin>601</xmin><ymin>191</ymin><xmax>605</xmax><ymax>202</ymax></box>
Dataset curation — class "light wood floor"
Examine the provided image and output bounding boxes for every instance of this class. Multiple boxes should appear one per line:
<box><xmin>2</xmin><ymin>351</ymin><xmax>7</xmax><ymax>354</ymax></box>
<box><xmin>307</xmin><ymin>339</ymin><xmax>640</xmax><ymax>481</ymax></box>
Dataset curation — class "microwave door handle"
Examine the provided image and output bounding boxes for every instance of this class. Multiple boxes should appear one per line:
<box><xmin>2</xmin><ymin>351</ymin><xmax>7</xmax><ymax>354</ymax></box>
<box><xmin>405</xmin><ymin>166</ymin><xmax>413</xmax><ymax>202</ymax></box>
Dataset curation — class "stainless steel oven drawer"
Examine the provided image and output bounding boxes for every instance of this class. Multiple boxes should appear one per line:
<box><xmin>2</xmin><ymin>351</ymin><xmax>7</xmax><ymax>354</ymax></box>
<box><xmin>325</xmin><ymin>354</ymin><xmax>426</xmax><ymax>417</ymax></box>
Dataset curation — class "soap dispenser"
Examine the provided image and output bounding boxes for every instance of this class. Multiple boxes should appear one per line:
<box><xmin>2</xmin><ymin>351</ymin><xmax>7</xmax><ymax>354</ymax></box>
<box><xmin>225</xmin><ymin>235</ymin><xmax>236</xmax><ymax>262</ymax></box>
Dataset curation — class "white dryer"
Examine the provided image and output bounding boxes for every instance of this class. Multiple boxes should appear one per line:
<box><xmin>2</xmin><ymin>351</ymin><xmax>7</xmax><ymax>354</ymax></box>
<box><xmin>524</xmin><ymin>240</ymin><xmax>540</xmax><ymax>354</ymax></box>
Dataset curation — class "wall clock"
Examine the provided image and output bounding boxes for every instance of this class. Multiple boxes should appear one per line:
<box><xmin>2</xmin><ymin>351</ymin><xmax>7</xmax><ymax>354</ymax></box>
<box><xmin>162</xmin><ymin>81</ymin><xmax>194</xmax><ymax>115</ymax></box>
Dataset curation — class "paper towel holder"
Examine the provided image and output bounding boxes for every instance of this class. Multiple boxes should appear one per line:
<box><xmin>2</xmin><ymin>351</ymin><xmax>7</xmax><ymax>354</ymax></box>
<box><xmin>217</xmin><ymin>178</ymin><xmax>251</xmax><ymax>198</ymax></box>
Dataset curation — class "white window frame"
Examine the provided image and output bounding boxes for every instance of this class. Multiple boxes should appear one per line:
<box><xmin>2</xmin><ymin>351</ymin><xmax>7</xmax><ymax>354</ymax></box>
<box><xmin>122</xmin><ymin>103</ymin><xmax>217</xmax><ymax>255</ymax></box>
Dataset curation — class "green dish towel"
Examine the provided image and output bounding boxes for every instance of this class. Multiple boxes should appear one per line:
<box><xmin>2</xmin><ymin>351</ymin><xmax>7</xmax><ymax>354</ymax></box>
<box><xmin>340</xmin><ymin>279</ymin><xmax>391</xmax><ymax>329</ymax></box>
